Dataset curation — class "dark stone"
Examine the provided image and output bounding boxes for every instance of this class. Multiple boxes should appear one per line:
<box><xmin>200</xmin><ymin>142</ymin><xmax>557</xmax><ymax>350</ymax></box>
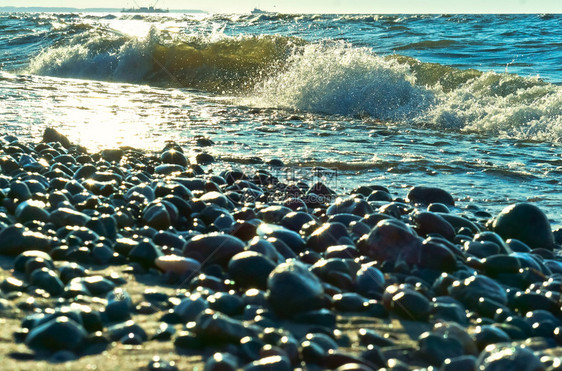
<box><xmin>413</xmin><ymin>211</ymin><xmax>455</xmax><ymax>241</ymax></box>
<box><xmin>281</xmin><ymin>211</ymin><xmax>314</xmax><ymax>232</ymax></box>
<box><xmin>0</xmin><ymin>224</ymin><xmax>51</xmax><ymax>256</ymax></box>
<box><xmin>465</xmin><ymin>241</ymin><xmax>501</xmax><ymax>258</ymax></box>
<box><xmin>473</xmin><ymin>325</ymin><xmax>511</xmax><ymax>350</ymax></box>
<box><xmin>207</xmin><ymin>292</ymin><xmax>244</xmax><ymax>316</ymax></box>
<box><xmin>195</xmin><ymin>152</ymin><xmax>215</xmax><ymax>164</ymax></box>
<box><xmin>161</xmin><ymin>150</ymin><xmax>188</xmax><ymax>167</ymax></box>
<box><xmin>14</xmin><ymin>250</ymin><xmax>52</xmax><ymax>273</ymax></box>
<box><xmin>292</xmin><ymin>308</ymin><xmax>336</xmax><ymax>327</ymax></box>
<box><xmin>174</xmin><ymin>295</ymin><xmax>209</xmax><ymax>322</ymax></box>
<box><xmin>353</xmin><ymin>265</ymin><xmax>385</xmax><ymax>298</ymax></box>
<box><xmin>228</xmin><ymin>251</ymin><xmax>276</xmax><ymax>290</ymax></box>
<box><xmin>100</xmin><ymin>149</ymin><xmax>124</xmax><ymax>163</ymax></box>
<box><xmin>1</xmin><ymin>276</ymin><xmax>26</xmax><ymax>292</ymax></box>
<box><xmin>267</xmin><ymin>260</ymin><xmax>325</xmax><ymax>317</ymax></box>
<box><xmin>257</xmin><ymin>224</ymin><xmax>306</xmax><ymax>254</ymax></box>
<box><xmin>473</xmin><ymin>232</ymin><xmax>512</xmax><ymax>254</ymax></box>
<box><xmin>258</xmin><ymin>205</ymin><xmax>293</xmax><ymax>224</ymax></box>
<box><xmin>105</xmin><ymin>288</ymin><xmax>134</xmax><ymax>322</ymax></box>
<box><xmin>437</xmin><ymin>213</ymin><xmax>481</xmax><ymax>234</ymax></box>
<box><xmin>15</xmin><ymin>200</ymin><xmax>50</xmax><ymax>224</ymax></box>
<box><xmin>332</xmin><ymin>292</ymin><xmax>367</xmax><ymax>312</ymax></box>
<box><xmin>357</xmin><ymin>219</ymin><xmax>421</xmax><ymax>265</ymax></box>
<box><xmin>183</xmin><ymin>233</ymin><xmax>245</xmax><ymax>267</ymax></box>
<box><xmin>50</xmin><ymin>207</ymin><xmax>91</xmax><ymax>228</ymax></box>
<box><xmin>304</xmin><ymin>332</ymin><xmax>339</xmax><ymax>352</ymax></box>
<box><xmin>30</xmin><ymin>268</ymin><xmax>64</xmax><ymax>296</ymax></box>
<box><xmin>142</xmin><ymin>203</ymin><xmax>173</xmax><ymax>230</ymax></box>
<box><xmin>128</xmin><ymin>239</ymin><xmax>163</xmax><ymax>269</ymax></box>
<box><xmin>7</xmin><ymin>180</ymin><xmax>31</xmax><ymax>201</ymax></box>
<box><xmin>407</xmin><ymin>186</ymin><xmax>455</xmax><ymax>206</ymax></box>
<box><xmin>418</xmin><ymin>332</ymin><xmax>464</xmax><ymax>366</ymax></box>
<box><xmin>442</xmin><ymin>356</ymin><xmax>477</xmax><ymax>371</ymax></box>
<box><xmin>326</xmin><ymin>197</ymin><xmax>374</xmax><ymax>217</ymax></box>
<box><xmin>77</xmin><ymin>276</ymin><xmax>116</xmax><ymax>296</ymax></box>
<box><xmin>476</xmin><ymin>344</ymin><xmax>543</xmax><ymax>371</ymax></box>
<box><xmin>419</xmin><ymin>239</ymin><xmax>457</xmax><ymax>272</ymax></box>
<box><xmin>448</xmin><ymin>275</ymin><xmax>507</xmax><ymax>309</ymax></box>
<box><xmin>358</xmin><ymin>328</ymin><xmax>395</xmax><ymax>347</ymax></box>
<box><xmin>106</xmin><ymin>321</ymin><xmax>148</xmax><ymax>342</ymax></box>
<box><xmin>431</xmin><ymin>302</ymin><xmax>468</xmax><ymax>325</ymax></box>
<box><xmin>510</xmin><ymin>291</ymin><xmax>559</xmax><ymax>314</ymax></box>
<box><xmin>42</xmin><ymin>128</ymin><xmax>72</xmax><ymax>149</ymax></box>
<box><xmin>194</xmin><ymin>309</ymin><xmax>257</xmax><ymax>344</ymax></box>
<box><xmin>307</xmin><ymin>222</ymin><xmax>351</xmax><ymax>253</ymax></box>
<box><xmin>389</xmin><ymin>288</ymin><xmax>431</xmax><ymax>321</ymax></box>
<box><xmin>204</xmin><ymin>352</ymin><xmax>238</xmax><ymax>371</ymax></box>
<box><xmin>492</xmin><ymin>203</ymin><xmax>554</xmax><ymax>250</ymax></box>
<box><xmin>25</xmin><ymin>316</ymin><xmax>87</xmax><ymax>353</ymax></box>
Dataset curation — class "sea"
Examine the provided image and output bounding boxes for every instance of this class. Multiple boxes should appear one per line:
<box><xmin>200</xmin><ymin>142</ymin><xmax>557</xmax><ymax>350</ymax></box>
<box><xmin>0</xmin><ymin>12</ymin><xmax>561</xmax><ymax>227</ymax></box>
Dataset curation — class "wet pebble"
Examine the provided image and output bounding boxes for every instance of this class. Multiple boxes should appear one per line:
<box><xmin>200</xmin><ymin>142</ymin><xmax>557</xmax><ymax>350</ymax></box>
<box><xmin>228</xmin><ymin>251</ymin><xmax>276</xmax><ymax>290</ymax></box>
<box><xmin>407</xmin><ymin>186</ymin><xmax>455</xmax><ymax>206</ymax></box>
<box><xmin>267</xmin><ymin>260</ymin><xmax>325</xmax><ymax>317</ymax></box>
<box><xmin>417</xmin><ymin>331</ymin><xmax>464</xmax><ymax>365</ymax></box>
<box><xmin>183</xmin><ymin>233</ymin><xmax>245</xmax><ymax>267</ymax></box>
<box><xmin>492</xmin><ymin>203</ymin><xmax>554</xmax><ymax>250</ymax></box>
<box><xmin>25</xmin><ymin>316</ymin><xmax>87</xmax><ymax>353</ymax></box>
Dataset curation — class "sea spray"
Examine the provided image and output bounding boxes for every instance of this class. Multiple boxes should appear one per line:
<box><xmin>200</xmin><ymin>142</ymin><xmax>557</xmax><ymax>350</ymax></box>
<box><xmin>246</xmin><ymin>41</ymin><xmax>436</xmax><ymax>121</ymax></box>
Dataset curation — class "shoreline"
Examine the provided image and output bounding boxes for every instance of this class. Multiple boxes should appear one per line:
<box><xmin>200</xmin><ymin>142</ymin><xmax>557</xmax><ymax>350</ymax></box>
<box><xmin>0</xmin><ymin>128</ymin><xmax>561</xmax><ymax>369</ymax></box>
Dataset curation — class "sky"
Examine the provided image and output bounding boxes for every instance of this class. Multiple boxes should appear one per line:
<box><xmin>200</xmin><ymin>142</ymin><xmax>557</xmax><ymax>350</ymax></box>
<box><xmin>2</xmin><ymin>0</ymin><xmax>562</xmax><ymax>14</ymax></box>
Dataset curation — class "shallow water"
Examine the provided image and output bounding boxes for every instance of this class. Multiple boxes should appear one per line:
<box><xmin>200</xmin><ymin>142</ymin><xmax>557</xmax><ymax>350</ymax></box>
<box><xmin>1</xmin><ymin>12</ymin><xmax>561</xmax><ymax>226</ymax></box>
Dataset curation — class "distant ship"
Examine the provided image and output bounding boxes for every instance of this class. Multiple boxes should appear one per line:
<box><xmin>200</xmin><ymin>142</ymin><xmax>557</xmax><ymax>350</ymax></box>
<box><xmin>122</xmin><ymin>0</ymin><xmax>169</xmax><ymax>13</ymax></box>
<box><xmin>250</xmin><ymin>8</ymin><xmax>271</xmax><ymax>14</ymax></box>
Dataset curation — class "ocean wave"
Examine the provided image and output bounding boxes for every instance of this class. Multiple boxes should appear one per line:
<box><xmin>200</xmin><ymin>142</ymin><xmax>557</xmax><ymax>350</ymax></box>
<box><xmin>27</xmin><ymin>27</ymin><xmax>300</xmax><ymax>91</ymax></box>
<box><xmin>245</xmin><ymin>42</ymin><xmax>562</xmax><ymax>141</ymax></box>
<box><xmin>24</xmin><ymin>25</ymin><xmax>562</xmax><ymax>142</ymax></box>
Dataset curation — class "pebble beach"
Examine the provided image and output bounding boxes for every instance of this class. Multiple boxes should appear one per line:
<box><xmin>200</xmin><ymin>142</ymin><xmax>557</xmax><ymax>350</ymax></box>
<box><xmin>0</xmin><ymin>128</ymin><xmax>561</xmax><ymax>370</ymax></box>
<box><xmin>2</xmin><ymin>10</ymin><xmax>562</xmax><ymax>371</ymax></box>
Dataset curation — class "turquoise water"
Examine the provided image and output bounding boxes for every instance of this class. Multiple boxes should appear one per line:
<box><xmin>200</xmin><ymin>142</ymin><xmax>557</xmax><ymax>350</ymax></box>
<box><xmin>1</xmin><ymin>12</ymin><xmax>561</xmax><ymax>226</ymax></box>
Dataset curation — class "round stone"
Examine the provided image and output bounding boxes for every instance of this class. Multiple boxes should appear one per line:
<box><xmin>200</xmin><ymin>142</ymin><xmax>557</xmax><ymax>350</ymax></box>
<box><xmin>492</xmin><ymin>203</ymin><xmax>554</xmax><ymax>250</ymax></box>
<box><xmin>476</xmin><ymin>344</ymin><xmax>543</xmax><ymax>371</ymax></box>
<box><xmin>128</xmin><ymin>240</ymin><xmax>163</xmax><ymax>269</ymax></box>
<box><xmin>418</xmin><ymin>332</ymin><xmax>464</xmax><ymax>366</ymax></box>
<box><xmin>407</xmin><ymin>186</ymin><xmax>455</xmax><ymax>206</ymax></box>
<box><xmin>354</xmin><ymin>265</ymin><xmax>385</xmax><ymax>298</ymax></box>
<box><xmin>0</xmin><ymin>224</ymin><xmax>51</xmax><ymax>256</ymax></box>
<box><xmin>419</xmin><ymin>239</ymin><xmax>457</xmax><ymax>272</ymax></box>
<box><xmin>25</xmin><ymin>316</ymin><xmax>87</xmax><ymax>353</ymax></box>
<box><xmin>390</xmin><ymin>289</ymin><xmax>431</xmax><ymax>321</ymax></box>
<box><xmin>15</xmin><ymin>200</ymin><xmax>50</xmax><ymax>224</ymax></box>
<box><xmin>357</xmin><ymin>219</ymin><xmax>421</xmax><ymax>265</ymax></box>
<box><xmin>473</xmin><ymin>325</ymin><xmax>511</xmax><ymax>350</ymax></box>
<box><xmin>161</xmin><ymin>150</ymin><xmax>188</xmax><ymax>167</ymax></box>
<box><xmin>174</xmin><ymin>295</ymin><xmax>209</xmax><ymax>322</ymax></box>
<box><xmin>413</xmin><ymin>211</ymin><xmax>455</xmax><ymax>241</ymax></box>
<box><xmin>228</xmin><ymin>251</ymin><xmax>276</xmax><ymax>290</ymax></box>
<box><xmin>448</xmin><ymin>275</ymin><xmax>507</xmax><ymax>309</ymax></box>
<box><xmin>307</xmin><ymin>222</ymin><xmax>351</xmax><ymax>253</ymax></box>
<box><xmin>183</xmin><ymin>233</ymin><xmax>245</xmax><ymax>267</ymax></box>
<box><xmin>30</xmin><ymin>268</ymin><xmax>64</xmax><ymax>296</ymax></box>
<box><xmin>267</xmin><ymin>260</ymin><xmax>325</xmax><ymax>317</ymax></box>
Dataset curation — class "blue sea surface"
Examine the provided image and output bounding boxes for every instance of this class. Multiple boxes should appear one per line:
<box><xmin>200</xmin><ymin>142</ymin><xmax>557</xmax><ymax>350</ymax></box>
<box><xmin>0</xmin><ymin>12</ymin><xmax>561</xmax><ymax>226</ymax></box>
